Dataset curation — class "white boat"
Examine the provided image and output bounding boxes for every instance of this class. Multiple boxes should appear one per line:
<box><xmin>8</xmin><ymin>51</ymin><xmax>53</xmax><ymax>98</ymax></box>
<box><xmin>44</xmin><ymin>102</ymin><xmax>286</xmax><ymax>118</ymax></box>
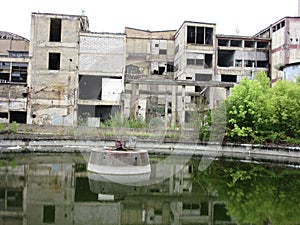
<box><xmin>87</xmin><ymin>140</ymin><xmax>151</xmax><ymax>175</ymax></box>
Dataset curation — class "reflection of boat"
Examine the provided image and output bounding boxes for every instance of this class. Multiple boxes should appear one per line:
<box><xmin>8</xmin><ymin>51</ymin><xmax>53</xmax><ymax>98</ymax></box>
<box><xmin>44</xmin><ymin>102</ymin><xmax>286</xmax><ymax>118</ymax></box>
<box><xmin>87</xmin><ymin>140</ymin><xmax>151</xmax><ymax>175</ymax></box>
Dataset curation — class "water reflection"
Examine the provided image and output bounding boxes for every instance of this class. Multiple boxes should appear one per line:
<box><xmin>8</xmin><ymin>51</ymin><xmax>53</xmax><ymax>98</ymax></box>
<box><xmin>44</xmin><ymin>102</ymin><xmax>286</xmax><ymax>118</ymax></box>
<box><xmin>0</xmin><ymin>153</ymin><xmax>300</xmax><ymax>225</ymax></box>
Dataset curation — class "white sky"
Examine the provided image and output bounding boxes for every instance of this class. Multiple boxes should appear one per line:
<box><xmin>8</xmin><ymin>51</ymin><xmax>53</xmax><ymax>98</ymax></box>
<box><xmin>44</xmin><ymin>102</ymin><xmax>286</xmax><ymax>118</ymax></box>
<box><xmin>1</xmin><ymin>0</ymin><xmax>299</xmax><ymax>39</ymax></box>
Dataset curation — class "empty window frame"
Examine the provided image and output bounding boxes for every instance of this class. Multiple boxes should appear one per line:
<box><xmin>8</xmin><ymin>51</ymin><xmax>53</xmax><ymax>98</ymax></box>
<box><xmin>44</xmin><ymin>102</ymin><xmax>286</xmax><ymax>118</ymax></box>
<box><xmin>187</xmin><ymin>26</ymin><xmax>213</xmax><ymax>45</ymax></box>
<box><xmin>0</xmin><ymin>73</ymin><xmax>9</xmax><ymax>83</ymax></box>
<box><xmin>78</xmin><ymin>75</ymin><xmax>102</xmax><ymax>100</ymax></box>
<box><xmin>49</xmin><ymin>18</ymin><xmax>62</xmax><ymax>42</ymax></box>
<box><xmin>187</xmin><ymin>58</ymin><xmax>204</xmax><ymax>66</ymax></box>
<box><xmin>11</xmin><ymin>63</ymin><xmax>27</xmax><ymax>83</ymax></box>
<box><xmin>195</xmin><ymin>73</ymin><xmax>212</xmax><ymax>81</ymax></box>
<box><xmin>257</xmin><ymin>41</ymin><xmax>269</xmax><ymax>48</ymax></box>
<box><xmin>48</xmin><ymin>53</ymin><xmax>61</xmax><ymax>70</ymax></box>
<box><xmin>43</xmin><ymin>205</ymin><xmax>55</xmax><ymax>223</ymax></box>
<box><xmin>204</xmin><ymin>54</ymin><xmax>212</xmax><ymax>68</ymax></box>
<box><xmin>159</xmin><ymin>49</ymin><xmax>167</xmax><ymax>55</ymax></box>
<box><xmin>9</xmin><ymin>111</ymin><xmax>27</xmax><ymax>123</ymax></box>
<box><xmin>230</xmin><ymin>40</ymin><xmax>242</xmax><ymax>47</ymax></box>
<box><xmin>257</xmin><ymin>61</ymin><xmax>269</xmax><ymax>68</ymax></box>
<box><xmin>218</xmin><ymin>39</ymin><xmax>230</xmax><ymax>47</ymax></box>
<box><xmin>218</xmin><ymin>50</ymin><xmax>234</xmax><ymax>67</ymax></box>
<box><xmin>245</xmin><ymin>60</ymin><xmax>255</xmax><ymax>67</ymax></box>
<box><xmin>221</xmin><ymin>74</ymin><xmax>237</xmax><ymax>82</ymax></box>
<box><xmin>245</xmin><ymin>41</ymin><xmax>255</xmax><ymax>48</ymax></box>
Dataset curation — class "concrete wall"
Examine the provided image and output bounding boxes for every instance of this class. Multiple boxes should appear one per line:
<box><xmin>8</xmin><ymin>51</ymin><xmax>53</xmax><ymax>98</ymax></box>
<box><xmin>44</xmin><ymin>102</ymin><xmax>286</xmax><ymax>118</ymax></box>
<box><xmin>28</xmin><ymin>13</ymin><xmax>88</xmax><ymax>126</ymax></box>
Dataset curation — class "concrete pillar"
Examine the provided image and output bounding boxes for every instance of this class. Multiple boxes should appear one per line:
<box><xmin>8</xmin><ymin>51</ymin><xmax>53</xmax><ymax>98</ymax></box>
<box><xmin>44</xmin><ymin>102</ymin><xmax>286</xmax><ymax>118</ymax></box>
<box><xmin>181</xmin><ymin>85</ymin><xmax>186</xmax><ymax>127</ymax></box>
<box><xmin>162</xmin><ymin>203</ymin><xmax>171</xmax><ymax>225</ymax></box>
<box><xmin>164</xmin><ymin>95</ymin><xmax>168</xmax><ymax>128</ymax></box>
<box><xmin>130</xmin><ymin>83</ymin><xmax>139</xmax><ymax>119</ymax></box>
<box><xmin>171</xmin><ymin>85</ymin><xmax>177</xmax><ymax>127</ymax></box>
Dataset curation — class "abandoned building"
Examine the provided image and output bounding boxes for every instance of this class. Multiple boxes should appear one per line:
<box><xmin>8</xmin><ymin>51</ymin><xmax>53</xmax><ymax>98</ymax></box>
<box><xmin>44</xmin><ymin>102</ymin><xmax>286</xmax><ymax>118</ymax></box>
<box><xmin>0</xmin><ymin>31</ymin><xmax>29</xmax><ymax>123</ymax></box>
<box><xmin>0</xmin><ymin>12</ymin><xmax>299</xmax><ymax>126</ymax></box>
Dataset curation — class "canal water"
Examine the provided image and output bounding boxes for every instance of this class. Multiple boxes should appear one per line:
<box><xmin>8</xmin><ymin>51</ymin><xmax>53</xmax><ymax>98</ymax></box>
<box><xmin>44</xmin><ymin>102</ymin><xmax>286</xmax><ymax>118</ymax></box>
<box><xmin>0</xmin><ymin>151</ymin><xmax>300</xmax><ymax>225</ymax></box>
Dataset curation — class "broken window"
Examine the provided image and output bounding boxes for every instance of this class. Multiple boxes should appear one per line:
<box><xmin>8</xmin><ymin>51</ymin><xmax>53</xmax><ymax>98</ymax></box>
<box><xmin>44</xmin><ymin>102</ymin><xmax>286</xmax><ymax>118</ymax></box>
<box><xmin>48</xmin><ymin>53</ymin><xmax>60</xmax><ymax>70</ymax></box>
<box><xmin>159</xmin><ymin>49</ymin><xmax>167</xmax><ymax>55</ymax></box>
<box><xmin>235</xmin><ymin>60</ymin><xmax>242</xmax><ymax>67</ymax></box>
<box><xmin>49</xmin><ymin>18</ymin><xmax>62</xmax><ymax>42</ymax></box>
<box><xmin>205</xmin><ymin>27</ymin><xmax>213</xmax><ymax>44</ymax></box>
<box><xmin>196</xmin><ymin>27</ymin><xmax>204</xmax><ymax>44</ymax></box>
<box><xmin>257</xmin><ymin>61</ymin><xmax>269</xmax><ymax>68</ymax></box>
<box><xmin>218</xmin><ymin>39</ymin><xmax>230</xmax><ymax>47</ymax></box>
<box><xmin>9</xmin><ymin>111</ymin><xmax>26</xmax><ymax>123</ymax></box>
<box><xmin>78</xmin><ymin>75</ymin><xmax>102</xmax><ymax>100</ymax></box>
<box><xmin>257</xmin><ymin>41</ymin><xmax>269</xmax><ymax>48</ymax></box>
<box><xmin>43</xmin><ymin>205</ymin><xmax>55</xmax><ymax>223</ymax></box>
<box><xmin>0</xmin><ymin>113</ymin><xmax>8</xmax><ymax>119</ymax></box>
<box><xmin>187</xmin><ymin>26</ymin><xmax>213</xmax><ymax>45</ymax></box>
<box><xmin>245</xmin><ymin>60</ymin><xmax>255</xmax><ymax>67</ymax></box>
<box><xmin>11</xmin><ymin>63</ymin><xmax>27</xmax><ymax>83</ymax></box>
<box><xmin>166</xmin><ymin>63</ymin><xmax>174</xmax><ymax>72</ymax></box>
<box><xmin>218</xmin><ymin>50</ymin><xmax>234</xmax><ymax>67</ymax></box>
<box><xmin>204</xmin><ymin>54</ymin><xmax>212</xmax><ymax>68</ymax></box>
<box><xmin>221</xmin><ymin>74</ymin><xmax>237</xmax><ymax>82</ymax></box>
<box><xmin>245</xmin><ymin>41</ymin><xmax>255</xmax><ymax>48</ymax></box>
<box><xmin>0</xmin><ymin>73</ymin><xmax>9</xmax><ymax>83</ymax></box>
<box><xmin>95</xmin><ymin>105</ymin><xmax>120</xmax><ymax>122</ymax></box>
<box><xmin>195</xmin><ymin>73</ymin><xmax>212</xmax><ymax>81</ymax></box>
<box><xmin>158</xmin><ymin>66</ymin><xmax>165</xmax><ymax>75</ymax></box>
<box><xmin>230</xmin><ymin>40</ymin><xmax>242</xmax><ymax>47</ymax></box>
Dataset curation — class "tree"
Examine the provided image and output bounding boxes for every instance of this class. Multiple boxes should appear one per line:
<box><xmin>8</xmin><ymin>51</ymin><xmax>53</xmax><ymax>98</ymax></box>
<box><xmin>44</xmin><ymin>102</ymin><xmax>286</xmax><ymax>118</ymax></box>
<box><xmin>225</xmin><ymin>74</ymin><xmax>271</xmax><ymax>142</ymax></box>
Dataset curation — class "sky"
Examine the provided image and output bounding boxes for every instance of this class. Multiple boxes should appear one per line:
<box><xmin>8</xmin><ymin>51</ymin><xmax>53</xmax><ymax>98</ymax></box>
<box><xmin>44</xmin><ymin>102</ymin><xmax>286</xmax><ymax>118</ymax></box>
<box><xmin>1</xmin><ymin>0</ymin><xmax>299</xmax><ymax>39</ymax></box>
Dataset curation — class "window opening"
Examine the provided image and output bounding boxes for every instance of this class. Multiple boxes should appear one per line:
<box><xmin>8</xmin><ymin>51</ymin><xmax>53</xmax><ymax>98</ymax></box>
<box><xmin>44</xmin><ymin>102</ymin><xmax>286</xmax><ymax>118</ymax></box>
<box><xmin>49</xmin><ymin>18</ymin><xmax>62</xmax><ymax>42</ymax></box>
<box><xmin>230</xmin><ymin>40</ymin><xmax>242</xmax><ymax>47</ymax></box>
<box><xmin>159</xmin><ymin>49</ymin><xmax>167</xmax><ymax>55</ymax></box>
<box><xmin>257</xmin><ymin>41</ymin><xmax>269</xmax><ymax>48</ymax></box>
<box><xmin>221</xmin><ymin>74</ymin><xmax>237</xmax><ymax>82</ymax></box>
<box><xmin>245</xmin><ymin>41</ymin><xmax>255</xmax><ymax>48</ymax></box>
<box><xmin>204</xmin><ymin>54</ymin><xmax>212</xmax><ymax>68</ymax></box>
<box><xmin>158</xmin><ymin>66</ymin><xmax>165</xmax><ymax>75</ymax></box>
<box><xmin>43</xmin><ymin>205</ymin><xmax>55</xmax><ymax>223</ymax></box>
<box><xmin>195</xmin><ymin>73</ymin><xmax>212</xmax><ymax>81</ymax></box>
<box><xmin>9</xmin><ymin>111</ymin><xmax>26</xmax><ymax>123</ymax></box>
<box><xmin>218</xmin><ymin>39</ymin><xmax>230</xmax><ymax>46</ymax></box>
<box><xmin>48</xmin><ymin>53</ymin><xmax>61</xmax><ymax>70</ymax></box>
<box><xmin>196</xmin><ymin>27</ymin><xmax>204</xmax><ymax>44</ymax></box>
<box><xmin>166</xmin><ymin>63</ymin><xmax>174</xmax><ymax>72</ymax></box>
<box><xmin>205</xmin><ymin>27</ymin><xmax>213</xmax><ymax>44</ymax></box>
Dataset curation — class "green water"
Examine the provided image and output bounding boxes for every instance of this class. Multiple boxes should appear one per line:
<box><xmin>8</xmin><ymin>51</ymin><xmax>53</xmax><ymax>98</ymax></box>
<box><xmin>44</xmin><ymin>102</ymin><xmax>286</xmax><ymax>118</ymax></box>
<box><xmin>0</xmin><ymin>152</ymin><xmax>299</xmax><ymax>225</ymax></box>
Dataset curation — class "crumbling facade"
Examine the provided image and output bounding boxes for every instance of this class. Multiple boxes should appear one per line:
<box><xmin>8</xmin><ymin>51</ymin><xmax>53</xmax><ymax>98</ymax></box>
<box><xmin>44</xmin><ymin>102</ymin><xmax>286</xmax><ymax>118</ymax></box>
<box><xmin>3</xmin><ymin>12</ymin><xmax>300</xmax><ymax>126</ymax></box>
<box><xmin>78</xmin><ymin>32</ymin><xmax>126</xmax><ymax>125</ymax></box>
<box><xmin>0</xmin><ymin>31</ymin><xmax>29</xmax><ymax>123</ymax></box>
<box><xmin>27</xmin><ymin>13</ymin><xmax>89</xmax><ymax>126</ymax></box>
<box><xmin>256</xmin><ymin>17</ymin><xmax>300</xmax><ymax>82</ymax></box>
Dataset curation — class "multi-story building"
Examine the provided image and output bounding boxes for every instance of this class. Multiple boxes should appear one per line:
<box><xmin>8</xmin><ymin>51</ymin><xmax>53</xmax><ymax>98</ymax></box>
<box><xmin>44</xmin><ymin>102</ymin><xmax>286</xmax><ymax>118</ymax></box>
<box><xmin>2</xmin><ymin>12</ymin><xmax>299</xmax><ymax>126</ymax></box>
<box><xmin>78</xmin><ymin>32</ymin><xmax>126</xmax><ymax>126</ymax></box>
<box><xmin>0</xmin><ymin>31</ymin><xmax>29</xmax><ymax>123</ymax></box>
<box><xmin>256</xmin><ymin>17</ymin><xmax>300</xmax><ymax>82</ymax></box>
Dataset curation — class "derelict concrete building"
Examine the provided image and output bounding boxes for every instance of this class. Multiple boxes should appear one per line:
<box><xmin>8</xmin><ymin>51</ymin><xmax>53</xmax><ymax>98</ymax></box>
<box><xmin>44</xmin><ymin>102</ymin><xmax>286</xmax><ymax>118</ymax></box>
<box><xmin>10</xmin><ymin>11</ymin><xmax>300</xmax><ymax>127</ymax></box>
<box><xmin>0</xmin><ymin>31</ymin><xmax>29</xmax><ymax>123</ymax></box>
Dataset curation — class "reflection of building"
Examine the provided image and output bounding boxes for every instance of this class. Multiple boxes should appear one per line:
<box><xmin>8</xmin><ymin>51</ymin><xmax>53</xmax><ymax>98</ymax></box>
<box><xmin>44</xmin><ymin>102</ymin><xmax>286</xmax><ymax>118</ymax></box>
<box><xmin>3</xmin><ymin>12</ymin><xmax>300</xmax><ymax>126</ymax></box>
<box><xmin>0</xmin><ymin>156</ymin><xmax>237</xmax><ymax>225</ymax></box>
<box><xmin>0</xmin><ymin>31</ymin><xmax>29</xmax><ymax>123</ymax></box>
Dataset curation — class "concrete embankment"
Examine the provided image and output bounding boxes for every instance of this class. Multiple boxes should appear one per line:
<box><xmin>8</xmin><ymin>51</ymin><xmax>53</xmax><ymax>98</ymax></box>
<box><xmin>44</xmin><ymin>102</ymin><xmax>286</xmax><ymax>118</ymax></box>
<box><xmin>1</xmin><ymin>128</ymin><xmax>300</xmax><ymax>165</ymax></box>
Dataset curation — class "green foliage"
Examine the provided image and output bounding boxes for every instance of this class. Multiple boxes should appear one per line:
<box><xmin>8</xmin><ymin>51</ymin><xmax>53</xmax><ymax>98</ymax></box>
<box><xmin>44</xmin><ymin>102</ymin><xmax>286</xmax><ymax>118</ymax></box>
<box><xmin>225</xmin><ymin>71</ymin><xmax>300</xmax><ymax>145</ymax></box>
<box><xmin>0</xmin><ymin>121</ymin><xmax>19</xmax><ymax>134</ymax></box>
<box><xmin>8</xmin><ymin>121</ymin><xmax>19</xmax><ymax>134</ymax></box>
<box><xmin>194</xmin><ymin>160</ymin><xmax>300</xmax><ymax>225</ymax></box>
<box><xmin>103</xmin><ymin>112</ymin><xmax>149</xmax><ymax>129</ymax></box>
